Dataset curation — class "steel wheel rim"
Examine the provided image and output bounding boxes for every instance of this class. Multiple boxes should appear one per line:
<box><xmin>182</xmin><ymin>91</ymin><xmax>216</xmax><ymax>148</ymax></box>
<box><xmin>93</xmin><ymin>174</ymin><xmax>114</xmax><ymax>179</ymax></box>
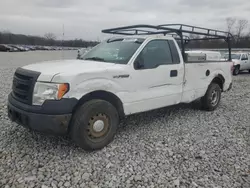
<box><xmin>87</xmin><ymin>113</ymin><xmax>110</xmax><ymax>140</ymax></box>
<box><xmin>210</xmin><ymin>89</ymin><xmax>219</xmax><ymax>106</ymax></box>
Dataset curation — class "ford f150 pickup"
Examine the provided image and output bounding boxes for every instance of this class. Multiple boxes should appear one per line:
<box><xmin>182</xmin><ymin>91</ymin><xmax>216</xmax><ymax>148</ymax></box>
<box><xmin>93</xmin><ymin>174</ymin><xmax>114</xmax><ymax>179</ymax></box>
<box><xmin>7</xmin><ymin>24</ymin><xmax>233</xmax><ymax>151</ymax></box>
<box><xmin>223</xmin><ymin>52</ymin><xmax>250</xmax><ymax>75</ymax></box>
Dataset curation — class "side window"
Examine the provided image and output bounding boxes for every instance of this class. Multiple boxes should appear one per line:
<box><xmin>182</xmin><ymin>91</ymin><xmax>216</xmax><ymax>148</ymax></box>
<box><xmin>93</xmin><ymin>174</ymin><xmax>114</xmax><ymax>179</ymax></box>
<box><xmin>242</xmin><ymin>54</ymin><xmax>246</xmax><ymax>60</ymax></box>
<box><xmin>245</xmin><ymin>54</ymin><xmax>248</xmax><ymax>60</ymax></box>
<box><xmin>134</xmin><ymin>40</ymin><xmax>175</xmax><ymax>69</ymax></box>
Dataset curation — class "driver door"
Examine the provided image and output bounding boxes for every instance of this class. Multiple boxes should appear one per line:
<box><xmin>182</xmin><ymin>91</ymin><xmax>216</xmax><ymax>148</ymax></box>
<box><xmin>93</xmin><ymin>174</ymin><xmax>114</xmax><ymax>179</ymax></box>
<box><xmin>246</xmin><ymin>54</ymin><xmax>250</xmax><ymax>70</ymax></box>
<box><xmin>125</xmin><ymin>39</ymin><xmax>184</xmax><ymax>114</ymax></box>
<box><xmin>240</xmin><ymin>54</ymin><xmax>248</xmax><ymax>70</ymax></box>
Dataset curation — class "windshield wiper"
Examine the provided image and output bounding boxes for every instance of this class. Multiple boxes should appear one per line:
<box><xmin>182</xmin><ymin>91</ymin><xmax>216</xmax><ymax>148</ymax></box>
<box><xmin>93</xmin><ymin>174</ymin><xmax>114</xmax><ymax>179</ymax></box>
<box><xmin>84</xmin><ymin>57</ymin><xmax>106</xmax><ymax>62</ymax></box>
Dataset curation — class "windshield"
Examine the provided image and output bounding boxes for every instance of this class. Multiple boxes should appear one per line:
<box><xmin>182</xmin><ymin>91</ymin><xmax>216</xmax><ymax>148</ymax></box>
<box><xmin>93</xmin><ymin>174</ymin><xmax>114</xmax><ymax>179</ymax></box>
<box><xmin>224</xmin><ymin>53</ymin><xmax>241</xmax><ymax>60</ymax></box>
<box><xmin>80</xmin><ymin>38</ymin><xmax>144</xmax><ymax>64</ymax></box>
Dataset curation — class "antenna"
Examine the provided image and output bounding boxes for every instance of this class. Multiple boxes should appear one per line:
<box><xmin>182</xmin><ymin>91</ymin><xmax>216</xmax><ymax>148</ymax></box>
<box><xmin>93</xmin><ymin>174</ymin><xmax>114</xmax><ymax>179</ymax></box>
<box><xmin>62</xmin><ymin>23</ymin><xmax>65</xmax><ymax>59</ymax></box>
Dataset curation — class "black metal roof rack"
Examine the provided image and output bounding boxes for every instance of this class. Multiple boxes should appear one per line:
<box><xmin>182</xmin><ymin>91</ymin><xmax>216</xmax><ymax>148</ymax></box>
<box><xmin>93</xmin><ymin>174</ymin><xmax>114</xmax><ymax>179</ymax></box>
<box><xmin>102</xmin><ymin>24</ymin><xmax>233</xmax><ymax>61</ymax></box>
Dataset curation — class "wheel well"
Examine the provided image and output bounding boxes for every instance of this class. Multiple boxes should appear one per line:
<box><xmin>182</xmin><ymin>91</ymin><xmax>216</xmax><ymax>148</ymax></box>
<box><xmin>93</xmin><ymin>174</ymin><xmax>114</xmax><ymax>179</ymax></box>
<box><xmin>73</xmin><ymin>90</ymin><xmax>125</xmax><ymax>118</ymax></box>
<box><xmin>211</xmin><ymin>74</ymin><xmax>225</xmax><ymax>90</ymax></box>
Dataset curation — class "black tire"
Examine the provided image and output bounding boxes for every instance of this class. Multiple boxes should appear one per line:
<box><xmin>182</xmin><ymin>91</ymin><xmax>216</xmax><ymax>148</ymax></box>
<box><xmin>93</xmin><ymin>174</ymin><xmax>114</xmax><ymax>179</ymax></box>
<box><xmin>233</xmin><ymin>65</ymin><xmax>240</xmax><ymax>75</ymax></box>
<box><xmin>70</xmin><ymin>99</ymin><xmax>119</xmax><ymax>151</ymax></box>
<box><xmin>201</xmin><ymin>83</ymin><xmax>221</xmax><ymax>111</ymax></box>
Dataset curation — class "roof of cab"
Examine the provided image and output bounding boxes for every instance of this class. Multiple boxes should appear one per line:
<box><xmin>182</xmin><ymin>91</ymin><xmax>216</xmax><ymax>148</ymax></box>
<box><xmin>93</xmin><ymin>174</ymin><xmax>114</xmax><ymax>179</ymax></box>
<box><xmin>106</xmin><ymin>34</ymin><xmax>176</xmax><ymax>42</ymax></box>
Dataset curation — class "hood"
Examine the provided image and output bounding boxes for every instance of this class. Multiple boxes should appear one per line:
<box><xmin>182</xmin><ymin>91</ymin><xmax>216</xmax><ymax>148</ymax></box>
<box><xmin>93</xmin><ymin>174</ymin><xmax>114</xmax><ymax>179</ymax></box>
<box><xmin>22</xmin><ymin>59</ymin><xmax>118</xmax><ymax>82</ymax></box>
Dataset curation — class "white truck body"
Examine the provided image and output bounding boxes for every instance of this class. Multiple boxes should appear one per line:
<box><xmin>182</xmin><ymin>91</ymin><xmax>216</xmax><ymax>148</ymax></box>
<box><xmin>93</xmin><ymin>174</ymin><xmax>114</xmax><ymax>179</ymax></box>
<box><xmin>8</xmin><ymin>29</ymin><xmax>233</xmax><ymax>150</ymax></box>
<box><xmin>22</xmin><ymin>36</ymin><xmax>232</xmax><ymax>115</ymax></box>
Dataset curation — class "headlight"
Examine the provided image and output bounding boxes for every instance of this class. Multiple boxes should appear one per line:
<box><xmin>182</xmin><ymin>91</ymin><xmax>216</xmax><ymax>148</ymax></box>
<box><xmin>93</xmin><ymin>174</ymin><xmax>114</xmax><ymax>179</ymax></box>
<box><xmin>32</xmin><ymin>82</ymin><xmax>69</xmax><ymax>105</ymax></box>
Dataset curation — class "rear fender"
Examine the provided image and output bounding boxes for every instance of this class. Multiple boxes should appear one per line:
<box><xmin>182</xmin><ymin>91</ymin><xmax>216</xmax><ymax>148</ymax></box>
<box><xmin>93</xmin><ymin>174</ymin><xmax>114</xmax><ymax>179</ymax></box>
<box><xmin>198</xmin><ymin>70</ymin><xmax>226</xmax><ymax>95</ymax></box>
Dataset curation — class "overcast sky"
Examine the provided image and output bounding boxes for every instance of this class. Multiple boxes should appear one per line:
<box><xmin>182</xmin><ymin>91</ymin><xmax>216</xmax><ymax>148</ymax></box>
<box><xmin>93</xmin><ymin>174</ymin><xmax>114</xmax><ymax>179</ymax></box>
<box><xmin>0</xmin><ymin>0</ymin><xmax>250</xmax><ymax>41</ymax></box>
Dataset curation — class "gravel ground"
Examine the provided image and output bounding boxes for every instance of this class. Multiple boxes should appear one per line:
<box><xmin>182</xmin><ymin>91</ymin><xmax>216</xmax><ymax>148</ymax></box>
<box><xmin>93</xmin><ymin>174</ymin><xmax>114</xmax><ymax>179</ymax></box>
<box><xmin>0</xmin><ymin>51</ymin><xmax>250</xmax><ymax>188</ymax></box>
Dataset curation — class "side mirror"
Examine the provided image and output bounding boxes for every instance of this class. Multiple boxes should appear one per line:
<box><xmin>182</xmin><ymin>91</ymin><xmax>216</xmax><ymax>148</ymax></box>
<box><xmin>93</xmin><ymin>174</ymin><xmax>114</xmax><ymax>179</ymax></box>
<box><xmin>134</xmin><ymin>59</ymin><xmax>144</xmax><ymax>69</ymax></box>
<box><xmin>134</xmin><ymin>55</ymin><xmax>144</xmax><ymax>69</ymax></box>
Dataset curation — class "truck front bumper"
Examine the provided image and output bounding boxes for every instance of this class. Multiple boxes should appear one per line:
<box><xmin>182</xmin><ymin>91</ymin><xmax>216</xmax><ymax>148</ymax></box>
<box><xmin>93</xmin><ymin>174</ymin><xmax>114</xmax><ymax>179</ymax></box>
<box><xmin>7</xmin><ymin>94</ymin><xmax>78</xmax><ymax>135</ymax></box>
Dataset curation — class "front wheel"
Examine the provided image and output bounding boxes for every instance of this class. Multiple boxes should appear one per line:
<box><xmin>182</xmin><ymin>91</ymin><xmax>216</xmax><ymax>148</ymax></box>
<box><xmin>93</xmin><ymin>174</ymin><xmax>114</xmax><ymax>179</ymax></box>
<box><xmin>233</xmin><ymin>66</ymin><xmax>240</xmax><ymax>75</ymax></box>
<box><xmin>201</xmin><ymin>83</ymin><xmax>221</xmax><ymax>111</ymax></box>
<box><xmin>70</xmin><ymin>99</ymin><xmax>119</xmax><ymax>151</ymax></box>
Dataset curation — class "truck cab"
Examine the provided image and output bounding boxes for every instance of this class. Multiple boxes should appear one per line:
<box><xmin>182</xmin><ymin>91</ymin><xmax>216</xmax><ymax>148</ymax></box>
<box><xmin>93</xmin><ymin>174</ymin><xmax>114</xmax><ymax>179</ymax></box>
<box><xmin>7</xmin><ymin>24</ymin><xmax>233</xmax><ymax>151</ymax></box>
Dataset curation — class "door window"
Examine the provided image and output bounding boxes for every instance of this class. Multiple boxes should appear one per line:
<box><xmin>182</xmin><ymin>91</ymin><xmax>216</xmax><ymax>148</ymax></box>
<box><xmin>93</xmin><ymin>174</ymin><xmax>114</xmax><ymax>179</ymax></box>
<box><xmin>134</xmin><ymin>39</ymin><xmax>178</xmax><ymax>70</ymax></box>
<box><xmin>245</xmin><ymin>54</ymin><xmax>248</xmax><ymax>60</ymax></box>
<box><xmin>241</xmin><ymin>54</ymin><xmax>247</xmax><ymax>60</ymax></box>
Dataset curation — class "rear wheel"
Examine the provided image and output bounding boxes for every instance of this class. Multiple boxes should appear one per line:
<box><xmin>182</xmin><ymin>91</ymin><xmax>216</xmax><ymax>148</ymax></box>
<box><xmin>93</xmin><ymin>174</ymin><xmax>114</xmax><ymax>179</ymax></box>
<box><xmin>201</xmin><ymin>83</ymin><xmax>221</xmax><ymax>111</ymax></box>
<box><xmin>70</xmin><ymin>99</ymin><xmax>119</xmax><ymax>151</ymax></box>
<box><xmin>233</xmin><ymin>65</ymin><xmax>240</xmax><ymax>75</ymax></box>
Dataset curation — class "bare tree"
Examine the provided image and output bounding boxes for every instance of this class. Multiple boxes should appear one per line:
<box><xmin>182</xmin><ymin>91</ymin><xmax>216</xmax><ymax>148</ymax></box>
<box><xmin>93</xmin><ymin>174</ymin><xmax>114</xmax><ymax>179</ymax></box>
<box><xmin>226</xmin><ymin>17</ymin><xmax>236</xmax><ymax>34</ymax></box>
<box><xmin>44</xmin><ymin>33</ymin><xmax>57</xmax><ymax>45</ymax></box>
<box><xmin>44</xmin><ymin>33</ymin><xmax>56</xmax><ymax>40</ymax></box>
<box><xmin>236</xmin><ymin>19</ymin><xmax>248</xmax><ymax>40</ymax></box>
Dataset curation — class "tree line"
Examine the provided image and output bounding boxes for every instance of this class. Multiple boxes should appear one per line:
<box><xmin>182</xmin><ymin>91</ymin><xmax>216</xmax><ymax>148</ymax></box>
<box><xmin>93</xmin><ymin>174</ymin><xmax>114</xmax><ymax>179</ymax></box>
<box><xmin>0</xmin><ymin>31</ymin><xmax>99</xmax><ymax>48</ymax></box>
<box><xmin>186</xmin><ymin>17</ymin><xmax>250</xmax><ymax>49</ymax></box>
<box><xmin>1</xmin><ymin>17</ymin><xmax>250</xmax><ymax>49</ymax></box>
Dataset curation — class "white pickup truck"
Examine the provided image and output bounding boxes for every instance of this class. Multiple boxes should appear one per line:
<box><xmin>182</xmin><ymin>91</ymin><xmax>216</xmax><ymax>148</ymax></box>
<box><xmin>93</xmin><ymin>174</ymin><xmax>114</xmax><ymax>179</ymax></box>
<box><xmin>223</xmin><ymin>52</ymin><xmax>250</xmax><ymax>75</ymax></box>
<box><xmin>7</xmin><ymin>24</ymin><xmax>233</xmax><ymax>151</ymax></box>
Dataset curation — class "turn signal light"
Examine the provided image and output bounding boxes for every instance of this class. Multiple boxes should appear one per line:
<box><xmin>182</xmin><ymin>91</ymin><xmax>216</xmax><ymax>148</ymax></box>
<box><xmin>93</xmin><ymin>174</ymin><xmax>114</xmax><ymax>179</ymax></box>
<box><xmin>58</xmin><ymin>83</ymin><xmax>69</xmax><ymax>99</ymax></box>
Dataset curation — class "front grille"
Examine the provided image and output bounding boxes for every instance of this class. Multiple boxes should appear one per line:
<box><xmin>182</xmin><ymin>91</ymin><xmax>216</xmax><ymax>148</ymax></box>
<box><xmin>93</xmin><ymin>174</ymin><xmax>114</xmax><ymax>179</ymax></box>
<box><xmin>11</xmin><ymin>68</ymin><xmax>41</xmax><ymax>105</ymax></box>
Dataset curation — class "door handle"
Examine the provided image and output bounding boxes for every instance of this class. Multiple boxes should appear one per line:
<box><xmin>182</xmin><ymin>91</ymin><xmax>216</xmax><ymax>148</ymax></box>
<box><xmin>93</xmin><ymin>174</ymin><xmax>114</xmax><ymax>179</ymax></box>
<box><xmin>170</xmin><ymin>70</ymin><xmax>178</xmax><ymax>77</ymax></box>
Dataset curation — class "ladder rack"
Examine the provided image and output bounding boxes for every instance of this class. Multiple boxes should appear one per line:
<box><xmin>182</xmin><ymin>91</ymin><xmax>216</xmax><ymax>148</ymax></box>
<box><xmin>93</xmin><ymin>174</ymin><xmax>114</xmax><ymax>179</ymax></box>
<box><xmin>102</xmin><ymin>24</ymin><xmax>233</xmax><ymax>61</ymax></box>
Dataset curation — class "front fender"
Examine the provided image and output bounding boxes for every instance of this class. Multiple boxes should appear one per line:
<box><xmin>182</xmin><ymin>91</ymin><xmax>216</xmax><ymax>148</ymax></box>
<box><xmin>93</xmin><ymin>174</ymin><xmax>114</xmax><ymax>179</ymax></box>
<box><xmin>66</xmin><ymin>78</ymin><xmax>124</xmax><ymax>100</ymax></box>
<box><xmin>233</xmin><ymin>61</ymin><xmax>240</xmax><ymax>66</ymax></box>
